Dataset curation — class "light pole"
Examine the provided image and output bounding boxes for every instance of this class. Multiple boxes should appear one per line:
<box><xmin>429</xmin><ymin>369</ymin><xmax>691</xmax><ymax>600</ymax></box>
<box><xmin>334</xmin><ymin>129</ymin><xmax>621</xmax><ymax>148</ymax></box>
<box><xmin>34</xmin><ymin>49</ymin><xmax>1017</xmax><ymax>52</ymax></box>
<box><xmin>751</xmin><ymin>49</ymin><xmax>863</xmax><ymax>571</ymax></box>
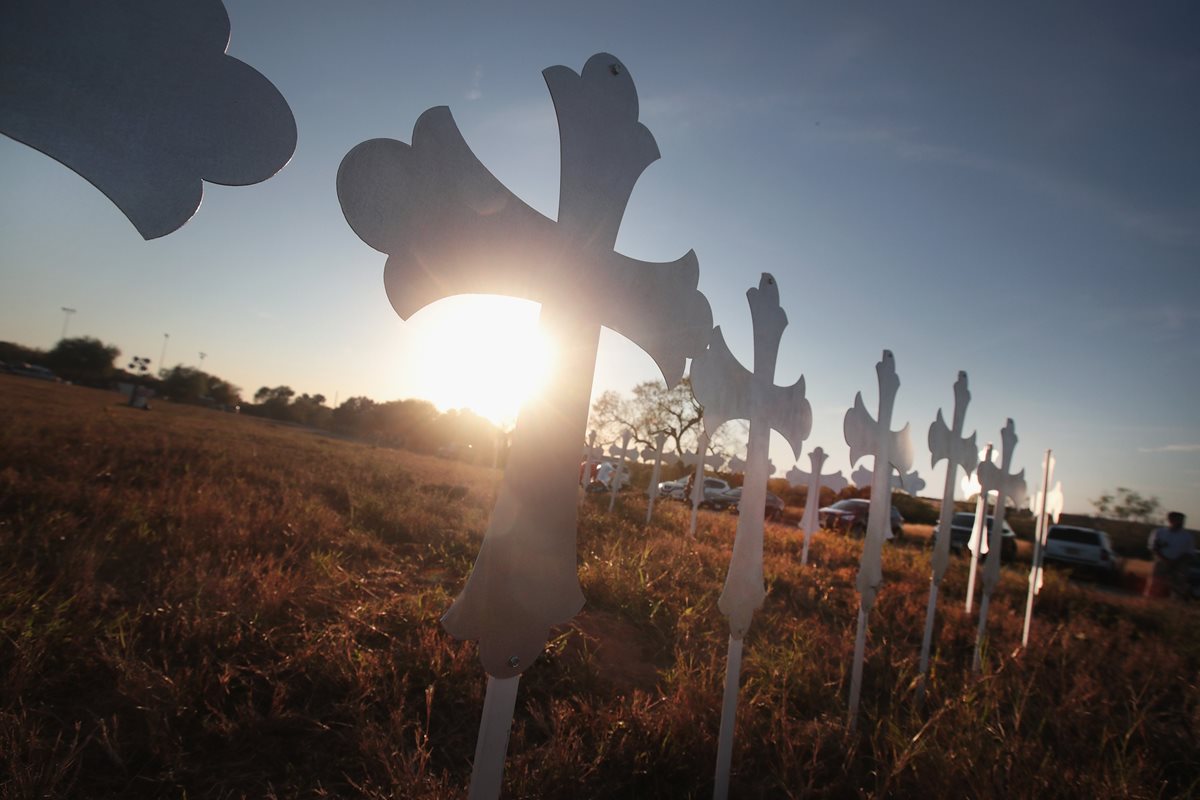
<box><xmin>199</xmin><ymin>352</ymin><xmax>207</xmax><ymax>368</ymax></box>
<box><xmin>60</xmin><ymin>307</ymin><xmax>76</xmax><ymax>341</ymax></box>
<box><xmin>159</xmin><ymin>333</ymin><xmax>170</xmax><ymax>377</ymax></box>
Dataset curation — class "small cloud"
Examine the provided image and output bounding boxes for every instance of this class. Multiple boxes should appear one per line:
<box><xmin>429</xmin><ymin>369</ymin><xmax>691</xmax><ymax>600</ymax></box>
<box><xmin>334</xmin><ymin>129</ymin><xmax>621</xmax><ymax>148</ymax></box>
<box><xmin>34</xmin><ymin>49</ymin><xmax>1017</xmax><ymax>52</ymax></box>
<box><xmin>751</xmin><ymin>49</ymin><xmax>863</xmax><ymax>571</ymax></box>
<box><xmin>1139</xmin><ymin>443</ymin><xmax>1200</xmax><ymax>453</ymax></box>
<box><xmin>466</xmin><ymin>66</ymin><xmax>483</xmax><ymax>101</ymax></box>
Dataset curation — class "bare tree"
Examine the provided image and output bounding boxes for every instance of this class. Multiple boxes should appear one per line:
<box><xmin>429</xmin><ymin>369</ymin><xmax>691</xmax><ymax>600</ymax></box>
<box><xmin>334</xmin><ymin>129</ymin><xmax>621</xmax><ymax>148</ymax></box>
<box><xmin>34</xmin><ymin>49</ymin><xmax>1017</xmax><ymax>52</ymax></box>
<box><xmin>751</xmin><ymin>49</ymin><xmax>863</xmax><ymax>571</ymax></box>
<box><xmin>589</xmin><ymin>377</ymin><xmax>742</xmax><ymax>458</ymax></box>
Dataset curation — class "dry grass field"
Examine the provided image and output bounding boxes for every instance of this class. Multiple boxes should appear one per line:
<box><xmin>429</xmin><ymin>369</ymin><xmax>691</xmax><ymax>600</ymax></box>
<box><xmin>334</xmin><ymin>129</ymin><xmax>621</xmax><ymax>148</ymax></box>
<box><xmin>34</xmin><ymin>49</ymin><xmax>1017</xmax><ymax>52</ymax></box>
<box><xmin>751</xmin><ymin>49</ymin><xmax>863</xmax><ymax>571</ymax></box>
<box><xmin>2</xmin><ymin>375</ymin><xmax>1197</xmax><ymax>798</ymax></box>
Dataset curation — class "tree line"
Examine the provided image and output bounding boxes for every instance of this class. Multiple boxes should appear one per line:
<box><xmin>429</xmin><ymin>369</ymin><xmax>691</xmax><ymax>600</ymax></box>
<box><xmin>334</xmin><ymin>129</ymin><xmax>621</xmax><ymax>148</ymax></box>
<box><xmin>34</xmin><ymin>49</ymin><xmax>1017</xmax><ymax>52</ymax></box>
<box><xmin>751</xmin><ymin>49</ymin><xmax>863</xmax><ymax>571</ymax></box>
<box><xmin>1</xmin><ymin>337</ymin><xmax>504</xmax><ymax>462</ymax></box>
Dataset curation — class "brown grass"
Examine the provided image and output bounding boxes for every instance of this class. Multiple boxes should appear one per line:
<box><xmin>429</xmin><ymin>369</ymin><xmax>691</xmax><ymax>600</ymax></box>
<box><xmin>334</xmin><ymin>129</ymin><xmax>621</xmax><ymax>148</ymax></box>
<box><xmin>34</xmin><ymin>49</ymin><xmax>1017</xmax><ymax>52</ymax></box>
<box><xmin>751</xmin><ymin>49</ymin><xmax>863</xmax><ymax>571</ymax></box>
<box><xmin>2</xmin><ymin>375</ymin><xmax>1197</xmax><ymax>798</ymax></box>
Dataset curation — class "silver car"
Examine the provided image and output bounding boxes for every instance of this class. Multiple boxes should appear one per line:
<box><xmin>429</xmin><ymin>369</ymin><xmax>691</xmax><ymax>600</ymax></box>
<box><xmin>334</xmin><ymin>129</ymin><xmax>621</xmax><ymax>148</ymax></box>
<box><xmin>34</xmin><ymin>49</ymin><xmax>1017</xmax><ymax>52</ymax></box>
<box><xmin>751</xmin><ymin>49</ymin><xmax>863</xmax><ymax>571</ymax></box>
<box><xmin>1042</xmin><ymin>525</ymin><xmax>1122</xmax><ymax>581</ymax></box>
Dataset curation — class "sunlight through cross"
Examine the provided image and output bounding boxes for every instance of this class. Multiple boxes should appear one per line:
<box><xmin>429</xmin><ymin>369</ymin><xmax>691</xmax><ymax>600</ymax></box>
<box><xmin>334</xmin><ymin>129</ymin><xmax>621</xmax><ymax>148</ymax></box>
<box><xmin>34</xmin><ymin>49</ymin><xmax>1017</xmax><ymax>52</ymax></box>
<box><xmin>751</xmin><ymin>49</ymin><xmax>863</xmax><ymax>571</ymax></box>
<box><xmin>337</xmin><ymin>53</ymin><xmax>712</xmax><ymax>800</ymax></box>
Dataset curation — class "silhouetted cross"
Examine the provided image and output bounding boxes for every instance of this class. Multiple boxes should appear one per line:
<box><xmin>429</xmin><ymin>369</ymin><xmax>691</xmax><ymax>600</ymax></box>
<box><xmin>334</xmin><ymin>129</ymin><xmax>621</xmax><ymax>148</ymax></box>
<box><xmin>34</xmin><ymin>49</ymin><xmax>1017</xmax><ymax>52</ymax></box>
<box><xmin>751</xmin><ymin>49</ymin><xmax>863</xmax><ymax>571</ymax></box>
<box><xmin>338</xmin><ymin>53</ymin><xmax>711</xmax><ymax>679</ymax></box>
<box><xmin>843</xmin><ymin>350</ymin><xmax>913</xmax><ymax>726</ymax></box>
<box><xmin>973</xmin><ymin>418</ymin><xmax>1026</xmax><ymax>671</ymax></box>
<box><xmin>787</xmin><ymin>447</ymin><xmax>848</xmax><ymax>565</ymax></box>
<box><xmin>690</xmin><ymin>273</ymin><xmax>811</xmax><ymax>800</ymax></box>
<box><xmin>917</xmin><ymin>371</ymin><xmax>978</xmax><ymax>704</ymax></box>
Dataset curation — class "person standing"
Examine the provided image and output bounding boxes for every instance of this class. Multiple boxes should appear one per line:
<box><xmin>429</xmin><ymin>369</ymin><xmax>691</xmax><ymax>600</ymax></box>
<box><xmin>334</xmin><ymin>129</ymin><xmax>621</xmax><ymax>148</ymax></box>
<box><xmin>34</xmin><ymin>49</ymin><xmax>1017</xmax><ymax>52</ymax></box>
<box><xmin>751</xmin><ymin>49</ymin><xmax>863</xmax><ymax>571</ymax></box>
<box><xmin>1146</xmin><ymin>512</ymin><xmax>1196</xmax><ymax>599</ymax></box>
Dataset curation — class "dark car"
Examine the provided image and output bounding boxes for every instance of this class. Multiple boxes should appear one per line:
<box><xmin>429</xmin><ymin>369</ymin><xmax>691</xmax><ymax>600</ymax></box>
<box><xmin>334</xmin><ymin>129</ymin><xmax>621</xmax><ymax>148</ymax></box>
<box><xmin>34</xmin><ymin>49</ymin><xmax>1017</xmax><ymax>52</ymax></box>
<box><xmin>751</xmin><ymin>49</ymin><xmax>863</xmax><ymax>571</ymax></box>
<box><xmin>935</xmin><ymin>512</ymin><xmax>1017</xmax><ymax>562</ymax></box>
<box><xmin>818</xmin><ymin>498</ymin><xmax>904</xmax><ymax>540</ymax></box>
<box><xmin>7</xmin><ymin>362</ymin><xmax>61</xmax><ymax>382</ymax></box>
<box><xmin>716</xmin><ymin>487</ymin><xmax>785</xmax><ymax>521</ymax></box>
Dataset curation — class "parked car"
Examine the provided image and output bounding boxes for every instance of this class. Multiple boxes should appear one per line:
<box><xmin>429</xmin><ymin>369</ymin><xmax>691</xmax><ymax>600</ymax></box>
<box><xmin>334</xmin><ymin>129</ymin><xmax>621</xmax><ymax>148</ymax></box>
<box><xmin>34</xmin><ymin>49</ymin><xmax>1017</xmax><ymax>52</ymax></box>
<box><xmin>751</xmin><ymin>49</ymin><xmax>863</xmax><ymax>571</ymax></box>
<box><xmin>934</xmin><ymin>512</ymin><xmax>1017</xmax><ymax>562</ymax></box>
<box><xmin>715</xmin><ymin>487</ymin><xmax>785</xmax><ymax>521</ymax></box>
<box><xmin>818</xmin><ymin>498</ymin><xmax>904</xmax><ymax>540</ymax></box>
<box><xmin>657</xmin><ymin>478</ymin><xmax>688</xmax><ymax>498</ymax></box>
<box><xmin>670</xmin><ymin>476</ymin><xmax>733</xmax><ymax>508</ymax></box>
<box><xmin>1042</xmin><ymin>524</ymin><xmax>1122</xmax><ymax>581</ymax></box>
<box><xmin>7</xmin><ymin>362</ymin><xmax>61</xmax><ymax>382</ymax></box>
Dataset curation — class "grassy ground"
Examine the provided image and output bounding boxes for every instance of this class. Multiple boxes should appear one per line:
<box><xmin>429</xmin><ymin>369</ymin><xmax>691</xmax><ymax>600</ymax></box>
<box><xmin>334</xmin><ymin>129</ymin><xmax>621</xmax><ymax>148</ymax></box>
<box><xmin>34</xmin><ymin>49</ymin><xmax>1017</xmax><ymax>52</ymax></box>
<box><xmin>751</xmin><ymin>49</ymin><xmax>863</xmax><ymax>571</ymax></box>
<box><xmin>2</xmin><ymin>375</ymin><xmax>1197</xmax><ymax>798</ymax></box>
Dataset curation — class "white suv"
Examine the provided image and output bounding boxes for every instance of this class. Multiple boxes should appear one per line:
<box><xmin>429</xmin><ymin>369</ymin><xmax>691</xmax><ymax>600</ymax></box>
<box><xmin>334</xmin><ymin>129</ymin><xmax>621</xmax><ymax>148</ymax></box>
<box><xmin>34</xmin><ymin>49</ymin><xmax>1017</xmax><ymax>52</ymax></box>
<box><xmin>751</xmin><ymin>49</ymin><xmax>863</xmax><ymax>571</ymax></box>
<box><xmin>1042</xmin><ymin>525</ymin><xmax>1122</xmax><ymax>581</ymax></box>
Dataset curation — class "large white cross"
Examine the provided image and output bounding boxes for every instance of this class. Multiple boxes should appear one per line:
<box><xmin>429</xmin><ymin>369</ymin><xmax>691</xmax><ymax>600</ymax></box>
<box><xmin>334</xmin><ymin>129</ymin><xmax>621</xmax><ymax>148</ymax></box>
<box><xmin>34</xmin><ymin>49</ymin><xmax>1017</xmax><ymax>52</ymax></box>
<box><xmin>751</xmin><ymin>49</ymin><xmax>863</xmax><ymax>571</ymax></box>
<box><xmin>787</xmin><ymin>447</ymin><xmax>847</xmax><ymax>565</ymax></box>
<box><xmin>1022</xmin><ymin>450</ymin><xmax>1061</xmax><ymax>646</ymax></box>
<box><xmin>972</xmin><ymin>419</ymin><xmax>1027</xmax><ymax>672</ymax></box>
<box><xmin>337</xmin><ymin>53</ymin><xmax>713</xmax><ymax>799</ymax></box>
<box><xmin>842</xmin><ymin>350</ymin><xmax>913</xmax><ymax>728</ymax></box>
<box><xmin>690</xmin><ymin>273</ymin><xmax>811</xmax><ymax>800</ymax></box>
<box><xmin>916</xmin><ymin>371</ymin><xmax>977</xmax><ymax>705</ymax></box>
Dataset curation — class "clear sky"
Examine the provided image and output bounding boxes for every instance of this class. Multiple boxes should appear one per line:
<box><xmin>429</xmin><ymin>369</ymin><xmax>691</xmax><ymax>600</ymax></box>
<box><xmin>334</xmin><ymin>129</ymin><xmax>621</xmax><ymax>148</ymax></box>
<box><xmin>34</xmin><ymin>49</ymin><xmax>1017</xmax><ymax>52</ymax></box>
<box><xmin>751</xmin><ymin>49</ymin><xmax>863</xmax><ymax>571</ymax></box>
<box><xmin>2</xmin><ymin>2</ymin><xmax>1197</xmax><ymax>520</ymax></box>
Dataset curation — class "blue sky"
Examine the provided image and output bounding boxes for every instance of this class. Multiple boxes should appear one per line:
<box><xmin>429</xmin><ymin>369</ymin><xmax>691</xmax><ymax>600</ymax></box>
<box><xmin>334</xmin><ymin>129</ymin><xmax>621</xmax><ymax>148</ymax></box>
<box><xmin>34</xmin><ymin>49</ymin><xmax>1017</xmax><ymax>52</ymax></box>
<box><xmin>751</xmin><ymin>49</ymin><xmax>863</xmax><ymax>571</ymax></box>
<box><xmin>2</xmin><ymin>2</ymin><xmax>1197</xmax><ymax>519</ymax></box>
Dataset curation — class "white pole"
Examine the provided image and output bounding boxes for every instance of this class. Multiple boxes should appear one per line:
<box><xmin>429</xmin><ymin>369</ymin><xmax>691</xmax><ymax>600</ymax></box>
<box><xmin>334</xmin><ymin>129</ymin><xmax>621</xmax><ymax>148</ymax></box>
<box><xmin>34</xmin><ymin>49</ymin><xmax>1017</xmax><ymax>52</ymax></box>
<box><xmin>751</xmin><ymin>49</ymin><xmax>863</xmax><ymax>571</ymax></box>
<box><xmin>688</xmin><ymin>431</ymin><xmax>710</xmax><ymax>539</ymax></box>
<box><xmin>964</xmin><ymin>490</ymin><xmax>988</xmax><ymax>614</ymax></box>
<box><xmin>60</xmin><ymin>307</ymin><xmax>75</xmax><ymax>341</ymax></box>
<box><xmin>917</xmin><ymin>447</ymin><xmax>961</xmax><ymax>705</ymax></box>
<box><xmin>1021</xmin><ymin>449</ymin><xmax>1053</xmax><ymax>647</ymax></box>
<box><xmin>972</xmin><ymin>593</ymin><xmax>990</xmax><ymax>672</ymax></box>
<box><xmin>468</xmin><ymin>675</ymin><xmax>521</xmax><ymax>800</ymax></box>
<box><xmin>916</xmin><ymin>582</ymin><xmax>939</xmax><ymax>705</ymax></box>
<box><xmin>712</xmin><ymin>635</ymin><xmax>744</xmax><ymax>800</ymax></box>
<box><xmin>159</xmin><ymin>332</ymin><xmax>170</xmax><ymax>377</ymax></box>
<box><xmin>847</xmin><ymin>603</ymin><xmax>870</xmax><ymax>732</ymax></box>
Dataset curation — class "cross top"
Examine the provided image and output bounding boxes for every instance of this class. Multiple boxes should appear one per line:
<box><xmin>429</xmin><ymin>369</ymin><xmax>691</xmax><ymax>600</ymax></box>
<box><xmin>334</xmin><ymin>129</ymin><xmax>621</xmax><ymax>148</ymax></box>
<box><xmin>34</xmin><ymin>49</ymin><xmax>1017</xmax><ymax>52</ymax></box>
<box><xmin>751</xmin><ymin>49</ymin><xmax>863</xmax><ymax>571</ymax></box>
<box><xmin>691</xmin><ymin>273</ymin><xmax>811</xmax><ymax>459</ymax></box>
<box><xmin>929</xmin><ymin>372</ymin><xmax>978</xmax><ymax>473</ymax></box>
<box><xmin>785</xmin><ymin>446</ymin><xmax>847</xmax><ymax>492</ymax></box>
<box><xmin>976</xmin><ymin>420</ymin><xmax>1026</xmax><ymax>599</ymax></box>
<box><xmin>681</xmin><ymin>446</ymin><xmax>725</xmax><ymax>472</ymax></box>
<box><xmin>640</xmin><ymin>431</ymin><xmax>669</xmax><ymax>463</ymax></box>
<box><xmin>338</xmin><ymin>54</ymin><xmax>713</xmax><ymax>681</ymax></box>
<box><xmin>977</xmin><ymin>419</ymin><xmax>1026</xmax><ymax>508</ymax></box>
<box><xmin>845</xmin><ymin>350</ymin><xmax>912</xmax><ymax>475</ymax></box>
<box><xmin>729</xmin><ymin>454</ymin><xmax>775</xmax><ymax>476</ymax></box>
<box><xmin>927</xmin><ymin>371</ymin><xmax>978</xmax><ymax>583</ymax></box>
<box><xmin>850</xmin><ymin>464</ymin><xmax>923</xmax><ymax>495</ymax></box>
<box><xmin>790</xmin><ymin>447</ymin><xmax>848</xmax><ymax>565</ymax></box>
<box><xmin>582</xmin><ymin>429</ymin><xmax>603</xmax><ymax>459</ymax></box>
<box><xmin>1044</xmin><ymin>480</ymin><xmax>1064</xmax><ymax>522</ymax></box>
<box><xmin>608</xmin><ymin>430</ymin><xmax>639</xmax><ymax>462</ymax></box>
<box><xmin>337</xmin><ymin>53</ymin><xmax>711</xmax><ymax>388</ymax></box>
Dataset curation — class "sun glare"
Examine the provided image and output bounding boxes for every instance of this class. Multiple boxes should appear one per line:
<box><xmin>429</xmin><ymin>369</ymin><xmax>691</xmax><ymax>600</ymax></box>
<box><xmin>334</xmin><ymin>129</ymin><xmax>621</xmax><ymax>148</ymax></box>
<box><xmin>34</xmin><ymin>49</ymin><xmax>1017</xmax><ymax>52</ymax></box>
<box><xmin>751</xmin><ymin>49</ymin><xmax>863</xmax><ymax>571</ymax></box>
<box><xmin>403</xmin><ymin>295</ymin><xmax>553</xmax><ymax>427</ymax></box>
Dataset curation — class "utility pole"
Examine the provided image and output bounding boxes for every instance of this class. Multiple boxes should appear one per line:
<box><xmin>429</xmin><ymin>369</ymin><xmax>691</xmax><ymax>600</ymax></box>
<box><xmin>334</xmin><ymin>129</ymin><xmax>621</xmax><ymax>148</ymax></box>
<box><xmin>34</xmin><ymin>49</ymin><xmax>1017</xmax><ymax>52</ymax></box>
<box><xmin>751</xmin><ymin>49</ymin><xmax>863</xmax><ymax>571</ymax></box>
<box><xmin>59</xmin><ymin>307</ymin><xmax>76</xmax><ymax>341</ymax></box>
<box><xmin>159</xmin><ymin>333</ymin><xmax>170</xmax><ymax>377</ymax></box>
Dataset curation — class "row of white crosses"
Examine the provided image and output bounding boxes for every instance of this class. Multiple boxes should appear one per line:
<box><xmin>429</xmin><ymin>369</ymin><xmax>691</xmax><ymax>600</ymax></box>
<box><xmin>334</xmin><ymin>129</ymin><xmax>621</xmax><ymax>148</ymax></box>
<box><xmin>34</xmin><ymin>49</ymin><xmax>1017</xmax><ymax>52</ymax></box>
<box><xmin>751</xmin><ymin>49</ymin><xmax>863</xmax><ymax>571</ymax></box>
<box><xmin>337</xmin><ymin>53</ymin><xmax>1064</xmax><ymax>799</ymax></box>
<box><xmin>4</xmin><ymin>15</ymin><xmax>1068</xmax><ymax>796</ymax></box>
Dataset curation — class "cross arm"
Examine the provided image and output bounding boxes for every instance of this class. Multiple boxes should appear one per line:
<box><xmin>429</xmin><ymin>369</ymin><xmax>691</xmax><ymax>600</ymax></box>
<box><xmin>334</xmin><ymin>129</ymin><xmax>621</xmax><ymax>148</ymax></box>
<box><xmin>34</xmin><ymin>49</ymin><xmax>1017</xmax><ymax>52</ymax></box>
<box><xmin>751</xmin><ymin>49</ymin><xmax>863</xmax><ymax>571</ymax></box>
<box><xmin>690</xmin><ymin>326</ymin><xmax>753</xmax><ymax>434</ymax></box>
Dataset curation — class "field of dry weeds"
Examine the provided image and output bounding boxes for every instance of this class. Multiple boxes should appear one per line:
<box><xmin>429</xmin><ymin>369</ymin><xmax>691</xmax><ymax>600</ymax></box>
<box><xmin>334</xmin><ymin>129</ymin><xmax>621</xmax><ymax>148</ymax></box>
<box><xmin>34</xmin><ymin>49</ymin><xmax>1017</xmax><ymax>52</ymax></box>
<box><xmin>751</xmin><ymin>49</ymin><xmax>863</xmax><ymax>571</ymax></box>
<box><xmin>1</xmin><ymin>375</ymin><xmax>1197</xmax><ymax>798</ymax></box>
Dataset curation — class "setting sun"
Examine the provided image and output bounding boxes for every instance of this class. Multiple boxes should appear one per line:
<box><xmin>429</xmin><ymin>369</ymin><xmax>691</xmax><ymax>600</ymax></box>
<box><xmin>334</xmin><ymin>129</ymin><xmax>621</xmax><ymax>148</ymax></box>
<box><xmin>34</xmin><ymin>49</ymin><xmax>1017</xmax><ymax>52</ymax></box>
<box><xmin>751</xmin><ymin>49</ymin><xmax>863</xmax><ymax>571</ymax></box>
<box><xmin>397</xmin><ymin>295</ymin><xmax>554</xmax><ymax>427</ymax></box>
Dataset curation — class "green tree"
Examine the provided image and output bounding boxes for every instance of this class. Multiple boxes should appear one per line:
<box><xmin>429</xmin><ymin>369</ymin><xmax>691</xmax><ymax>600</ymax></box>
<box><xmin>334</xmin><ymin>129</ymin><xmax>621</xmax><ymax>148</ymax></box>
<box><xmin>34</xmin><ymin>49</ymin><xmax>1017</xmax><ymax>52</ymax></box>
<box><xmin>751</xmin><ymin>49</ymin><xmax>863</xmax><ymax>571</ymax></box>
<box><xmin>161</xmin><ymin>366</ymin><xmax>209</xmax><ymax>403</ymax></box>
<box><xmin>0</xmin><ymin>341</ymin><xmax>46</xmax><ymax>366</ymax></box>
<box><xmin>332</xmin><ymin>396</ymin><xmax>377</xmax><ymax>435</ymax></box>
<box><xmin>1092</xmin><ymin>486</ymin><xmax>1161</xmax><ymax>523</ymax></box>
<box><xmin>253</xmin><ymin>386</ymin><xmax>295</xmax><ymax>420</ymax></box>
<box><xmin>206</xmin><ymin>377</ymin><xmax>241</xmax><ymax>407</ymax></box>
<box><xmin>44</xmin><ymin>336</ymin><xmax>120</xmax><ymax>386</ymax></box>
